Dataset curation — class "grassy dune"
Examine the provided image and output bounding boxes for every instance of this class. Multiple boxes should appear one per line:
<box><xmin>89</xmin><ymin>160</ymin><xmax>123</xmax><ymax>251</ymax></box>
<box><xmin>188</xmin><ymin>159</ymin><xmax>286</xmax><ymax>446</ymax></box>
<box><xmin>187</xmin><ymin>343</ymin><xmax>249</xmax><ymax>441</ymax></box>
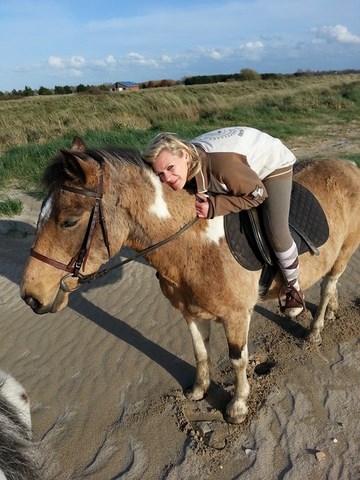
<box><xmin>0</xmin><ymin>73</ymin><xmax>359</xmax><ymax>213</ymax></box>
<box><xmin>1</xmin><ymin>74</ymin><xmax>359</xmax><ymax>148</ymax></box>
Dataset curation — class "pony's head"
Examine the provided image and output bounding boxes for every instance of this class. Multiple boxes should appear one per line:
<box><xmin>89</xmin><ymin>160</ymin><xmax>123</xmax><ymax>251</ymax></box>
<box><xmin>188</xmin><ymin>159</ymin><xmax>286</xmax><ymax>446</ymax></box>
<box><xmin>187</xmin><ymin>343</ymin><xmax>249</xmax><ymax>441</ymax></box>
<box><xmin>21</xmin><ymin>137</ymin><xmax>143</xmax><ymax>314</ymax></box>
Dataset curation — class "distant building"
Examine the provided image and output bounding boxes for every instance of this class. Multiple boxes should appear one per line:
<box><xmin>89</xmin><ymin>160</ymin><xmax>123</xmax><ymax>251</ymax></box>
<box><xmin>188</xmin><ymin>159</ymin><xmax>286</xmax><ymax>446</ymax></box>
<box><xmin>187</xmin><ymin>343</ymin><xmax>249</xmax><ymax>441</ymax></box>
<box><xmin>110</xmin><ymin>81</ymin><xmax>140</xmax><ymax>92</ymax></box>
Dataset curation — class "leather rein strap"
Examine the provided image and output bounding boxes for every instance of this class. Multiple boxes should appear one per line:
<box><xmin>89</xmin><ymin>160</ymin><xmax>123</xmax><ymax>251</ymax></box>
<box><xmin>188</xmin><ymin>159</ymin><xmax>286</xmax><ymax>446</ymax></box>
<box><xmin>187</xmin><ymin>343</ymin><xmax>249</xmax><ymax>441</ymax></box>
<box><xmin>77</xmin><ymin>216</ymin><xmax>199</xmax><ymax>285</ymax></box>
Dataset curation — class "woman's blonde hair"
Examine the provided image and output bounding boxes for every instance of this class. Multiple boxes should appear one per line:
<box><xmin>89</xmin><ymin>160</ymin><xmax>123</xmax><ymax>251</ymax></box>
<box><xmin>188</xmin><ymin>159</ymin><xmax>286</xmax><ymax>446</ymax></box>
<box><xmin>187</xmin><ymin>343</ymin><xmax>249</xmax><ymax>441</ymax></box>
<box><xmin>142</xmin><ymin>132</ymin><xmax>201</xmax><ymax>180</ymax></box>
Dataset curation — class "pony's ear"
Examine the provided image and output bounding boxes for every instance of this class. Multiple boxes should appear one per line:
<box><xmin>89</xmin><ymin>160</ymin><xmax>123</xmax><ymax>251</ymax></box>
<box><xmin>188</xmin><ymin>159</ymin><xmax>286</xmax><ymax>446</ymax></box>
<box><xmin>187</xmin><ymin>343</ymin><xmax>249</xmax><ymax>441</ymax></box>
<box><xmin>71</xmin><ymin>136</ymin><xmax>87</xmax><ymax>152</ymax></box>
<box><xmin>60</xmin><ymin>150</ymin><xmax>99</xmax><ymax>187</ymax></box>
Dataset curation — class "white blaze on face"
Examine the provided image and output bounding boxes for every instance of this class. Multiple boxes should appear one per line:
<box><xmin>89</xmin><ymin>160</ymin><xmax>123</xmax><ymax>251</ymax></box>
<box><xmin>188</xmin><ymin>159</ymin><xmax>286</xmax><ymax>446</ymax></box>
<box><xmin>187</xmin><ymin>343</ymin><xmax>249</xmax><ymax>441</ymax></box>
<box><xmin>148</xmin><ymin>174</ymin><xmax>171</xmax><ymax>219</ymax></box>
<box><xmin>203</xmin><ymin>216</ymin><xmax>225</xmax><ymax>244</ymax></box>
<box><xmin>38</xmin><ymin>194</ymin><xmax>54</xmax><ymax>227</ymax></box>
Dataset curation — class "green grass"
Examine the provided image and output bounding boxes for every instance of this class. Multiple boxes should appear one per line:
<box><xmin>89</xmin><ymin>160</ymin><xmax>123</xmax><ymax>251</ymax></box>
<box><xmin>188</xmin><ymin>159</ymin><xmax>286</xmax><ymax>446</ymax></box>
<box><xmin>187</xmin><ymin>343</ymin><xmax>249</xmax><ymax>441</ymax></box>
<box><xmin>0</xmin><ymin>74</ymin><xmax>359</xmax><ymax>206</ymax></box>
<box><xmin>0</xmin><ymin>73</ymin><xmax>359</xmax><ymax>148</ymax></box>
<box><xmin>0</xmin><ymin>198</ymin><xmax>23</xmax><ymax>217</ymax></box>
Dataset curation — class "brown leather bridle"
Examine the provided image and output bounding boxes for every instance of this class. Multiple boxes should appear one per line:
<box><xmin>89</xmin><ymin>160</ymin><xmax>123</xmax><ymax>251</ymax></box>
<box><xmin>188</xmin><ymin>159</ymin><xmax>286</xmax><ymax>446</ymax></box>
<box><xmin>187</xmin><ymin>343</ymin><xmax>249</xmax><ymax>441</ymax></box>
<box><xmin>29</xmin><ymin>169</ymin><xmax>199</xmax><ymax>293</ymax></box>
<box><xmin>30</xmin><ymin>170</ymin><xmax>111</xmax><ymax>292</ymax></box>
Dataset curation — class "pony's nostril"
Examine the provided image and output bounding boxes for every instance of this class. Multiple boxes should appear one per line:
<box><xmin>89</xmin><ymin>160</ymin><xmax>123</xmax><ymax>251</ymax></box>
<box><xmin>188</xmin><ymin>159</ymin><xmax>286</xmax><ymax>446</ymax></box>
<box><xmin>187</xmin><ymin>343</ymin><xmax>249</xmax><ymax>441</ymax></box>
<box><xmin>23</xmin><ymin>296</ymin><xmax>41</xmax><ymax>311</ymax></box>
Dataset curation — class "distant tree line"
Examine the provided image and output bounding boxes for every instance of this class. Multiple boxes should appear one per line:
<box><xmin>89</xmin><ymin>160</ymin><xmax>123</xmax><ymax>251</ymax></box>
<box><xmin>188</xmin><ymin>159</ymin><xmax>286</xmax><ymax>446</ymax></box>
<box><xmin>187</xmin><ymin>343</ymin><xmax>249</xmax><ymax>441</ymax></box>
<box><xmin>183</xmin><ymin>68</ymin><xmax>360</xmax><ymax>85</ymax></box>
<box><xmin>1</xmin><ymin>68</ymin><xmax>359</xmax><ymax>99</ymax></box>
<box><xmin>0</xmin><ymin>83</ymin><xmax>110</xmax><ymax>99</ymax></box>
<box><xmin>183</xmin><ymin>68</ymin><xmax>260</xmax><ymax>85</ymax></box>
<box><xmin>140</xmin><ymin>79</ymin><xmax>177</xmax><ymax>88</ymax></box>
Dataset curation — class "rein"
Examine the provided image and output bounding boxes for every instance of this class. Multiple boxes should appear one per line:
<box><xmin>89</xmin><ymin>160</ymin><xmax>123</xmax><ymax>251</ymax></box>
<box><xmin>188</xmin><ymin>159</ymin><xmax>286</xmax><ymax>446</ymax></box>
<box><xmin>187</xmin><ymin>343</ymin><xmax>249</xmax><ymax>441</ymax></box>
<box><xmin>77</xmin><ymin>216</ymin><xmax>199</xmax><ymax>285</ymax></box>
<box><xmin>30</xmin><ymin>170</ymin><xmax>199</xmax><ymax>292</ymax></box>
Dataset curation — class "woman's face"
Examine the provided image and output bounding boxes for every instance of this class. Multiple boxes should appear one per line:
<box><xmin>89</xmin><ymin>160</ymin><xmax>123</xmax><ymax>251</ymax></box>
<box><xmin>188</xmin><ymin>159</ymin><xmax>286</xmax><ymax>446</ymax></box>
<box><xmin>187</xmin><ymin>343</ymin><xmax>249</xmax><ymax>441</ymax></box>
<box><xmin>152</xmin><ymin>149</ymin><xmax>189</xmax><ymax>191</ymax></box>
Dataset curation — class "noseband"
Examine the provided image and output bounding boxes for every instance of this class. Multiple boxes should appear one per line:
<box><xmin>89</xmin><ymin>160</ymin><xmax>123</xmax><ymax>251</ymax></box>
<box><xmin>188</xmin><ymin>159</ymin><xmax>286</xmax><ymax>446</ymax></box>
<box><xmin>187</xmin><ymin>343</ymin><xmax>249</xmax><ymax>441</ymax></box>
<box><xmin>30</xmin><ymin>170</ymin><xmax>111</xmax><ymax>292</ymax></box>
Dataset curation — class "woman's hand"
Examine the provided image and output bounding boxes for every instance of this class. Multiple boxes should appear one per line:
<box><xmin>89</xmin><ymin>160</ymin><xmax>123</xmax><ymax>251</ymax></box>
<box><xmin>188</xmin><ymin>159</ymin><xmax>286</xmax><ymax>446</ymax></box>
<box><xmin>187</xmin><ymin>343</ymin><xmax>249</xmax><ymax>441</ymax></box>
<box><xmin>195</xmin><ymin>193</ymin><xmax>209</xmax><ymax>218</ymax></box>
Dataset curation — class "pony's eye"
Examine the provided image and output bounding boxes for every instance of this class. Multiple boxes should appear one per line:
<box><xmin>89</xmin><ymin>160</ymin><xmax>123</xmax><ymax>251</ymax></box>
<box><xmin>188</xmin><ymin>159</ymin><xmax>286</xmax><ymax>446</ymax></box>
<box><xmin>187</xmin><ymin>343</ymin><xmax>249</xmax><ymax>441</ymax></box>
<box><xmin>62</xmin><ymin>219</ymin><xmax>78</xmax><ymax>228</ymax></box>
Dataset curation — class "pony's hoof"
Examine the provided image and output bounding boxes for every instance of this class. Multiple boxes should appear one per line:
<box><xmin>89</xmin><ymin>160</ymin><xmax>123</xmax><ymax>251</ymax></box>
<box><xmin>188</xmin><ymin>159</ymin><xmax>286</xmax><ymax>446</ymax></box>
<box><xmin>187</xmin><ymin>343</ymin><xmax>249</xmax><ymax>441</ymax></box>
<box><xmin>224</xmin><ymin>399</ymin><xmax>248</xmax><ymax>424</ymax></box>
<box><xmin>325</xmin><ymin>311</ymin><xmax>336</xmax><ymax>321</ymax></box>
<box><xmin>185</xmin><ymin>385</ymin><xmax>207</xmax><ymax>401</ymax></box>
<box><xmin>307</xmin><ymin>329</ymin><xmax>322</xmax><ymax>345</ymax></box>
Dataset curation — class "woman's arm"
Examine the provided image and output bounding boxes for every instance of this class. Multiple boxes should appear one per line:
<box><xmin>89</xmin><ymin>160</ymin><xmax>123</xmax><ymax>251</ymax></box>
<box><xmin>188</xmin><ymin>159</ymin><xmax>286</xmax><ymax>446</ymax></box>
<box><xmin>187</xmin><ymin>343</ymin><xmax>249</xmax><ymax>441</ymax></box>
<box><xmin>207</xmin><ymin>157</ymin><xmax>268</xmax><ymax>218</ymax></box>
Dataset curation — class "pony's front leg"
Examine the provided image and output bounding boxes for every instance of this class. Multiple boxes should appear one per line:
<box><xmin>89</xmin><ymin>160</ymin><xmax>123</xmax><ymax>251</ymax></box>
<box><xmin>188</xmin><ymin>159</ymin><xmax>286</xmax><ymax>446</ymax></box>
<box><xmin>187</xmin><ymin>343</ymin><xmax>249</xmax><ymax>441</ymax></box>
<box><xmin>185</xmin><ymin>317</ymin><xmax>211</xmax><ymax>401</ymax></box>
<box><xmin>222</xmin><ymin>313</ymin><xmax>251</xmax><ymax>424</ymax></box>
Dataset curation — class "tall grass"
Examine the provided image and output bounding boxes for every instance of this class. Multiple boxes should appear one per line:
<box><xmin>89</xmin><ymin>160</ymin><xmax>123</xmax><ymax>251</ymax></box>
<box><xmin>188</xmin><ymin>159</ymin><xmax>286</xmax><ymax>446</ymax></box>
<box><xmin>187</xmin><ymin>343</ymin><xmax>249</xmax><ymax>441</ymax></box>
<box><xmin>0</xmin><ymin>73</ymin><xmax>359</xmax><ymax>197</ymax></box>
<box><xmin>1</xmin><ymin>74</ymin><xmax>358</xmax><ymax>148</ymax></box>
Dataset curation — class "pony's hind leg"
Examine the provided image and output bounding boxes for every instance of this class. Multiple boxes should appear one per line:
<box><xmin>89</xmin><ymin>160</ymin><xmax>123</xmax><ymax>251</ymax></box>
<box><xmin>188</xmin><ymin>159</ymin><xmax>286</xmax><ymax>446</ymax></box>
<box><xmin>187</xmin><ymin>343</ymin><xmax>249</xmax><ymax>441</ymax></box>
<box><xmin>325</xmin><ymin>285</ymin><xmax>339</xmax><ymax>321</ymax></box>
<box><xmin>186</xmin><ymin>317</ymin><xmax>211</xmax><ymax>400</ymax></box>
<box><xmin>309</xmin><ymin>234</ymin><xmax>359</xmax><ymax>345</ymax></box>
<box><xmin>309</xmin><ymin>273</ymin><xmax>340</xmax><ymax>344</ymax></box>
<box><xmin>222</xmin><ymin>311</ymin><xmax>251</xmax><ymax>424</ymax></box>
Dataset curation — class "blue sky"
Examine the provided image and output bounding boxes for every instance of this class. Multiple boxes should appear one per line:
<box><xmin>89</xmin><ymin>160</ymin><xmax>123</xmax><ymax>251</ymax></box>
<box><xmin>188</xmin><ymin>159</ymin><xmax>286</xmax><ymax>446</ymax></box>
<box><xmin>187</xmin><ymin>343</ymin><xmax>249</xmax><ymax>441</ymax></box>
<box><xmin>0</xmin><ymin>0</ymin><xmax>359</xmax><ymax>91</ymax></box>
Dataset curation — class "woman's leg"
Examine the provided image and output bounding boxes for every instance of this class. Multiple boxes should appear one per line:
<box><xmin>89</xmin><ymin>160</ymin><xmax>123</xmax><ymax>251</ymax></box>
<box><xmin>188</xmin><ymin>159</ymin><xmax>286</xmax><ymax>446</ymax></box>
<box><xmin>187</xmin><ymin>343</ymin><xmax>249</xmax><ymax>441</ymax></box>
<box><xmin>262</xmin><ymin>168</ymin><xmax>305</xmax><ymax>317</ymax></box>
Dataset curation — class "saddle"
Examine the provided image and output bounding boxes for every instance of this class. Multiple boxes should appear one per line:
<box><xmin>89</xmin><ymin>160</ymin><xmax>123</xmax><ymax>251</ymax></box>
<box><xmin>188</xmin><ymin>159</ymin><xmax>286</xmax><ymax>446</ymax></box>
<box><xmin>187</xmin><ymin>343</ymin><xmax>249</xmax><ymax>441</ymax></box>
<box><xmin>224</xmin><ymin>182</ymin><xmax>329</xmax><ymax>295</ymax></box>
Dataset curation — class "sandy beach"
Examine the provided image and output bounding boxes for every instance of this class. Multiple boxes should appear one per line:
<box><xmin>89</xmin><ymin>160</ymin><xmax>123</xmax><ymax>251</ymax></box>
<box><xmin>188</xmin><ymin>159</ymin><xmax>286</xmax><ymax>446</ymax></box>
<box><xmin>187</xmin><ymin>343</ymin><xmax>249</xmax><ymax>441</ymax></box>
<box><xmin>0</xmin><ymin>129</ymin><xmax>359</xmax><ymax>479</ymax></box>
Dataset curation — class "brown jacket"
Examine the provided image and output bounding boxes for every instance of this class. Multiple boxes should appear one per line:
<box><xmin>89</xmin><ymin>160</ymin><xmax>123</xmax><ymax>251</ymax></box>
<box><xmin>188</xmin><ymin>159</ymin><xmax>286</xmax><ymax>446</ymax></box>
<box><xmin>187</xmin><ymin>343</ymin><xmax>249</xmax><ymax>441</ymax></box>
<box><xmin>192</xmin><ymin>148</ymin><xmax>268</xmax><ymax>218</ymax></box>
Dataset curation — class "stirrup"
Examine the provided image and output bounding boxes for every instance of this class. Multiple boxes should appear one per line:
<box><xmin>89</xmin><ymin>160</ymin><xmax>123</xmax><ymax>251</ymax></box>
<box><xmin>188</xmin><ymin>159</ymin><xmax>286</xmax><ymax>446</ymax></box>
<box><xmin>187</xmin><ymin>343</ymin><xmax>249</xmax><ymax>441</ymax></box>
<box><xmin>278</xmin><ymin>284</ymin><xmax>305</xmax><ymax>318</ymax></box>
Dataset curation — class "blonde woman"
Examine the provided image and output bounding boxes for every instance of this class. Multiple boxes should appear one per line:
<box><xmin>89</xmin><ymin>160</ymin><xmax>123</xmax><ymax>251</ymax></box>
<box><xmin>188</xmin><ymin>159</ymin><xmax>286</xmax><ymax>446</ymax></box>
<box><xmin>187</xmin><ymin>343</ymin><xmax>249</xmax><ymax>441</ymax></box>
<box><xmin>142</xmin><ymin>126</ymin><xmax>305</xmax><ymax>317</ymax></box>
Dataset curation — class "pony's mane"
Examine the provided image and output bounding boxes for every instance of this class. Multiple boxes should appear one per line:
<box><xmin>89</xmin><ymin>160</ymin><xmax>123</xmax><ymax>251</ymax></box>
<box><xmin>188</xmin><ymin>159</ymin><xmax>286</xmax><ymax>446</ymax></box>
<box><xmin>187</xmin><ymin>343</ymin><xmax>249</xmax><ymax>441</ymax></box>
<box><xmin>43</xmin><ymin>146</ymin><xmax>149</xmax><ymax>188</ymax></box>
<box><xmin>0</xmin><ymin>390</ymin><xmax>40</xmax><ymax>480</ymax></box>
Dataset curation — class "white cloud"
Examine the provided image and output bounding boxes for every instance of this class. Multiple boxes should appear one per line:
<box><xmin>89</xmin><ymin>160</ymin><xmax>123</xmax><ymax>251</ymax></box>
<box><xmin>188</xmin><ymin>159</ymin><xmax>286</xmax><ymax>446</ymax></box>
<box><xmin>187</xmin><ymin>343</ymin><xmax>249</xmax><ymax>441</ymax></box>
<box><xmin>70</xmin><ymin>56</ymin><xmax>85</xmax><ymax>68</ymax></box>
<box><xmin>312</xmin><ymin>24</ymin><xmax>360</xmax><ymax>44</ymax></box>
<box><xmin>161</xmin><ymin>54</ymin><xmax>172</xmax><ymax>64</ymax></box>
<box><xmin>48</xmin><ymin>56</ymin><xmax>65</xmax><ymax>68</ymax></box>
<box><xmin>236</xmin><ymin>40</ymin><xmax>264</xmax><ymax>61</ymax></box>
<box><xmin>90</xmin><ymin>55</ymin><xmax>117</xmax><ymax>68</ymax></box>
<box><xmin>191</xmin><ymin>46</ymin><xmax>228</xmax><ymax>61</ymax></box>
<box><xmin>243</xmin><ymin>41</ymin><xmax>264</xmax><ymax>51</ymax></box>
<box><xmin>209</xmin><ymin>49</ymin><xmax>222</xmax><ymax>60</ymax></box>
<box><xmin>126</xmin><ymin>52</ymin><xmax>158</xmax><ymax>67</ymax></box>
<box><xmin>190</xmin><ymin>41</ymin><xmax>264</xmax><ymax>64</ymax></box>
<box><xmin>47</xmin><ymin>54</ymin><xmax>119</xmax><ymax>74</ymax></box>
<box><xmin>106</xmin><ymin>55</ymin><xmax>116</xmax><ymax>65</ymax></box>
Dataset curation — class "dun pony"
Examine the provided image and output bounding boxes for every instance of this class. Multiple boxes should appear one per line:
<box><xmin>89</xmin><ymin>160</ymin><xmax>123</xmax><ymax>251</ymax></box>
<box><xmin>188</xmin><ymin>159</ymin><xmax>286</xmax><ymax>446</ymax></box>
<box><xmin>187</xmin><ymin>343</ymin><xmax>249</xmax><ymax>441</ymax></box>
<box><xmin>21</xmin><ymin>138</ymin><xmax>360</xmax><ymax>423</ymax></box>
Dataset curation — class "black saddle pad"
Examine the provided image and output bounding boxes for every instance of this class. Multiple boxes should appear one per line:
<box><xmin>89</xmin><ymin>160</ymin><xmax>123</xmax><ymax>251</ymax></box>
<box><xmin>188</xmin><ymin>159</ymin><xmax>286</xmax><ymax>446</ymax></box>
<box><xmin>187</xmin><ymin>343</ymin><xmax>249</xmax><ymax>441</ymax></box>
<box><xmin>224</xmin><ymin>182</ymin><xmax>329</xmax><ymax>271</ymax></box>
